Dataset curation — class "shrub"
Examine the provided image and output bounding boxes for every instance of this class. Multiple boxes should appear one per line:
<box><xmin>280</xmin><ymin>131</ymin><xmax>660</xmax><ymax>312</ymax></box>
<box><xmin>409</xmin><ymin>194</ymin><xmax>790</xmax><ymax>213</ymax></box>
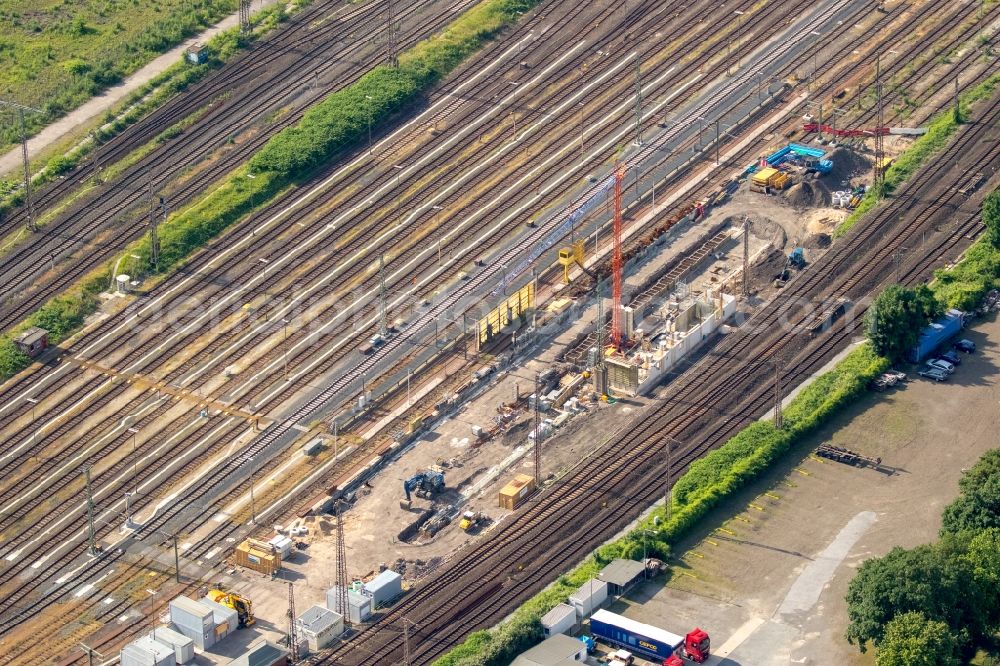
<box><xmin>941</xmin><ymin>450</ymin><xmax>1000</xmax><ymax>535</ymax></box>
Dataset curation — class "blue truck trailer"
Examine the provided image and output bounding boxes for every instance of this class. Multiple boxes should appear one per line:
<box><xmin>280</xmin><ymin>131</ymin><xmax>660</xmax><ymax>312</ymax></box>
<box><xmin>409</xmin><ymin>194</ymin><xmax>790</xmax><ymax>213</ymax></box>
<box><xmin>589</xmin><ymin>609</ymin><xmax>710</xmax><ymax>664</ymax></box>
<box><xmin>907</xmin><ymin>309</ymin><xmax>964</xmax><ymax>362</ymax></box>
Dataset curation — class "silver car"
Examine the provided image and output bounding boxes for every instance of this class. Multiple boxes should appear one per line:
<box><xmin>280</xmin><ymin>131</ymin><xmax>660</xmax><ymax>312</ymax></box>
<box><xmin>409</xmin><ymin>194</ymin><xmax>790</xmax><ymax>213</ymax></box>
<box><xmin>919</xmin><ymin>367</ymin><xmax>948</xmax><ymax>382</ymax></box>
<box><xmin>926</xmin><ymin>358</ymin><xmax>955</xmax><ymax>374</ymax></box>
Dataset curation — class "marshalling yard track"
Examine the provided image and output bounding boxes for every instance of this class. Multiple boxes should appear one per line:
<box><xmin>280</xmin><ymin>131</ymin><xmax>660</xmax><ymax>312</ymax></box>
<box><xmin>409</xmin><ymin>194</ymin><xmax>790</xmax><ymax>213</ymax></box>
<box><xmin>0</xmin><ymin>0</ymin><xmax>996</xmax><ymax>661</ymax></box>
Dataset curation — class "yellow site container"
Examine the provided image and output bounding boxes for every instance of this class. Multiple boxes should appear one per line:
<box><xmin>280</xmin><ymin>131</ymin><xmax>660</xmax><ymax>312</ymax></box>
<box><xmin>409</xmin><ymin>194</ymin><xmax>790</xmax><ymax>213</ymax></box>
<box><xmin>499</xmin><ymin>474</ymin><xmax>537</xmax><ymax>510</ymax></box>
<box><xmin>233</xmin><ymin>541</ymin><xmax>281</xmax><ymax>575</ymax></box>
<box><xmin>751</xmin><ymin>167</ymin><xmax>779</xmax><ymax>187</ymax></box>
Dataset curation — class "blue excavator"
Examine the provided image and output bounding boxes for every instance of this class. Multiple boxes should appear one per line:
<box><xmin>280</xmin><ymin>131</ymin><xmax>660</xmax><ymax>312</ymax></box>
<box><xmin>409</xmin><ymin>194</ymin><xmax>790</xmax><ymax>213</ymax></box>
<box><xmin>400</xmin><ymin>470</ymin><xmax>445</xmax><ymax>509</ymax></box>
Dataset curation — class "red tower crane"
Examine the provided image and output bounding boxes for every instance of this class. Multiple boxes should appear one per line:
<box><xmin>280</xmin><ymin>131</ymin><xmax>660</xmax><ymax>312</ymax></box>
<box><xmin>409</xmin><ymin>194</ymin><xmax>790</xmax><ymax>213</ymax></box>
<box><xmin>610</xmin><ymin>163</ymin><xmax>626</xmax><ymax>349</ymax></box>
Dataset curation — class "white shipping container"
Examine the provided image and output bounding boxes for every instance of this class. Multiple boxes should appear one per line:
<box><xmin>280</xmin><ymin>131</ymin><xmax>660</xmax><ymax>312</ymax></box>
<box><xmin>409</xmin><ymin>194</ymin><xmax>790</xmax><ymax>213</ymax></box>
<box><xmin>153</xmin><ymin>626</ymin><xmax>195</xmax><ymax>664</ymax></box>
<box><xmin>568</xmin><ymin>578</ymin><xmax>608</xmax><ymax>618</ymax></box>
<box><xmin>269</xmin><ymin>534</ymin><xmax>294</xmax><ymax>559</ymax></box>
<box><xmin>349</xmin><ymin>591</ymin><xmax>372</xmax><ymax>624</ymax></box>
<box><xmin>169</xmin><ymin>597</ymin><xmax>213</xmax><ymax>629</ymax></box>
<box><xmin>540</xmin><ymin>603</ymin><xmax>576</xmax><ymax>637</ymax></box>
<box><xmin>363</xmin><ymin>570</ymin><xmax>402</xmax><ymax>608</ymax></box>
<box><xmin>201</xmin><ymin>597</ymin><xmax>239</xmax><ymax>635</ymax></box>
<box><xmin>121</xmin><ymin>636</ymin><xmax>174</xmax><ymax>666</ymax></box>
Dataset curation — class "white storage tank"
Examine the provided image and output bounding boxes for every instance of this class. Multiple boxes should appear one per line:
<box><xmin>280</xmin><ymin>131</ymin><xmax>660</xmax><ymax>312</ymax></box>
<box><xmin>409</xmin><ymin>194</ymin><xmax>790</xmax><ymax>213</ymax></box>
<box><xmin>540</xmin><ymin>603</ymin><xmax>576</xmax><ymax>637</ymax></box>
<box><xmin>363</xmin><ymin>569</ymin><xmax>402</xmax><ymax>608</ymax></box>
<box><xmin>169</xmin><ymin>596</ymin><xmax>215</xmax><ymax>649</ymax></box>
<box><xmin>120</xmin><ymin>635</ymin><xmax>174</xmax><ymax>666</ymax></box>
<box><xmin>567</xmin><ymin>578</ymin><xmax>608</xmax><ymax>618</ymax></box>
<box><xmin>153</xmin><ymin>625</ymin><xmax>195</xmax><ymax>664</ymax></box>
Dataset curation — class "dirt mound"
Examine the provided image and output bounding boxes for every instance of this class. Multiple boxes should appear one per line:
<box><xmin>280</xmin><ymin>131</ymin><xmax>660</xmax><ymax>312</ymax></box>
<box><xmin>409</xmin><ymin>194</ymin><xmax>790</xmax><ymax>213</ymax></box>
<box><xmin>783</xmin><ymin>180</ymin><xmax>829</xmax><ymax>208</ymax></box>
<box><xmin>803</xmin><ymin>232</ymin><xmax>832</xmax><ymax>249</ymax></box>
<box><xmin>823</xmin><ymin>147</ymin><xmax>872</xmax><ymax>185</ymax></box>
<box><xmin>724</xmin><ymin>214</ymin><xmax>785</xmax><ymax>248</ymax></box>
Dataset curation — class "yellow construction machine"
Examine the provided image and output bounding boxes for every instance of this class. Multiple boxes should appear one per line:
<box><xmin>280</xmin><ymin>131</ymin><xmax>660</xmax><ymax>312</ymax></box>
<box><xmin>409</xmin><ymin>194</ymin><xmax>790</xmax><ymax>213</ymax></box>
<box><xmin>558</xmin><ymin>240</ymin><xmax>594</xmax><ymax>284</ymax></box>
<box><xmin>207</xmin><ymin>588</ymin><xmax>256</xmax><ymax>628</ymax></box>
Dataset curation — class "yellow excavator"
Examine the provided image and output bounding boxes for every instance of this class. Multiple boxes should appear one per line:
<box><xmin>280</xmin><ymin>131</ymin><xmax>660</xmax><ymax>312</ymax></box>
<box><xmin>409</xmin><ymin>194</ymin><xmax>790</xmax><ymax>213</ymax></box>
<box><xmin>207</xmin><ymin>588</ymin><xmax>255</xmax><ymax>628</ymax></box>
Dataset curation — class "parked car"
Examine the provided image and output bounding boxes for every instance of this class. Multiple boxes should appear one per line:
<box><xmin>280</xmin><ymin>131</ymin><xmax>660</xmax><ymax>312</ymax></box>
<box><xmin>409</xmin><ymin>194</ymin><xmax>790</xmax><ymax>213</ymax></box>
<box><xmin>919</xmin><ymin>367</ymin><xmax>948</xmax><ymax>382</ymax></box>
<box><xmin>938</xmin><ymin>350</ymin><xmax>962</xmax><ymax>366</ymax></box>
<box><xmin>953</xmin><ymin>339</ymin><xmax>976</xmax><ymax>353</ymax></box>
<box><xmin>926</xmin><ymin>358</ymin><xmax>955</xmax><ymax>374</ymax></box>
<box><xmin>884</xmin><ymin>370</ymin><xmax>907</xmax><ymax>382</ymax></box>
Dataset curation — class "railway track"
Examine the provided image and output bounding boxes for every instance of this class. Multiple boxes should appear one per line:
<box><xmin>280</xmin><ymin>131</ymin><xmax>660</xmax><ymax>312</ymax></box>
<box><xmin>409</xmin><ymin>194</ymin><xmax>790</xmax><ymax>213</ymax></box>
<box><xmin>0</xmin><ymin>0</ymin><xmax>812</xmax><ymax>540</ymax></box>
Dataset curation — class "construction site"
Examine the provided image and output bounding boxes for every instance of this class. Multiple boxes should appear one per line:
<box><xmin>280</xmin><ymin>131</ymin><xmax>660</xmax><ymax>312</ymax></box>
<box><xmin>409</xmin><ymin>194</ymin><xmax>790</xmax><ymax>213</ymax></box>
<box><xmin>0</xmin><ymin>0</ymin><xmax>997</xmax><ymax>663</ymax></box>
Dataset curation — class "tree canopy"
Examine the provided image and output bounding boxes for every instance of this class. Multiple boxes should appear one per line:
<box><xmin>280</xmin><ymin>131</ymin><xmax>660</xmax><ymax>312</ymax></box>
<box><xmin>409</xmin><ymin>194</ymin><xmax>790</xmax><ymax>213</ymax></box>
<box><xmin>941</xmin><ymin>450</ymin><xmax>1000</xmax><ymax>534</ymax></box>
<box><xmin>875</xmin><ymin>612</ymin><xmax>958</xmax><ymax>666</ymax></box>
<box><xmin>865</xmin><ymin>284</ymin><xmax>942</xmax><ymax>361</ymax></box>
<box><xmin>845</xmin><ymin>538</ymin><xmax>990</xmax><ymax>652</ymax></box>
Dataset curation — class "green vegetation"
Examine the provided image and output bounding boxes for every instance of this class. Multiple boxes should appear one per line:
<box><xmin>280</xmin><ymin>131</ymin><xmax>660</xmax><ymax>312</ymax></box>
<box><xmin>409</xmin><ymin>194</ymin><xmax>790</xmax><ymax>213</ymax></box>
<box><xmin>865</xmin><ymin>284</ymin><xmax>940</xmax><ymax>362</ymax></box>
<box><xmin>941</xmin><ymin>449</ymin><xmax>1000</xmax><ymax>535</ymax></box>
<box><xmin>985</xmin><ymin>190</ymin><xmax>1000</xmax><ymax>249</ymax></box>
<box><xmin>0</xmin><ymin>0</ymin><xmax>239</xmax><ymax>148</ymax></box>
<box><xmin>835</xmin><ymin>72</ymin><xmax>1000</xmax><ymax>238</ymax></box>
<box><xmin>0</xmin><ymin>0</ymin><xmax>541</xmax><ymax>381</ymax></box>
<box><xmin>251</xmin><ymin>0</ymin><xmax>540</xmax><ymax>178</ymax></box>
<box><xmin>433</xmin><ymin>344</ymin><xmax>891</xmax><ymax>665</ymax></box>
<box><xmin>846</xmin><ymin>450</ymin><xmax>1000</xmax><ymax>661</ymax></box>
<box><xmin>875</xmin><ymin>612</ymin><xmax>959</xmax><ymax>666</ymax></box>
<box><xmin>0</xmin><ymin>1</ymin><xmax>296</xmax><ymax>217</ymax></box>
<box><xmin>931</xmin><ymin>188</ymin><xmax>1000</xmax><ymax>311</ymax></box>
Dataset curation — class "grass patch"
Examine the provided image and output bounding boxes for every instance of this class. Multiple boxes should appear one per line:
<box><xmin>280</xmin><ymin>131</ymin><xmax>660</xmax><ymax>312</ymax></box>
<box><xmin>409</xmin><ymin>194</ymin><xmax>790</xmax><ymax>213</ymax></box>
<box><xmin>834</xmin><ymin>71</ymin><xmax>1000</xmax><ymax>238</ymax></box>
<box><xmin>930</xmin><ymin>188</ymin><xmax>1000</xmax><ymax>310</ymax></box>
<box><xmin>0</xmin><ymin>0</ymin><xmax>241</xmax><ymax>149</ymax></box>
<box><xmin>0</xmin><ymin>1</ymin><xmax>300</xmax><ymax>218</ymax></box>
<box><xmin>0</xmin><ymin>0</ymin><xmax>540</xmax><ymax>380</ymax></box>
<box><xmin>433</xmin><ymin>345</ymin><xmax>890</xmax><ymax>665</ymax></box>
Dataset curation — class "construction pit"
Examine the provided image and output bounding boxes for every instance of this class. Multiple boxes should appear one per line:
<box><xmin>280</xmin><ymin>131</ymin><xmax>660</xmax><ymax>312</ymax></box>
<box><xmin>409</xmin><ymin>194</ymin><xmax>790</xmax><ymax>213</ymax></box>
<box><xmin>195</xmin><ymin>144</ymin><xmax>876</xmax><ymax>652</ymax></box>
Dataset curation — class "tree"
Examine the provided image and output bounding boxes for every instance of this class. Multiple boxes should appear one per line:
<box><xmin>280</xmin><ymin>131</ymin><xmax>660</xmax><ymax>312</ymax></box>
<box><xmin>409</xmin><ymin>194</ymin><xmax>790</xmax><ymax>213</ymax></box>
<box><xmin>845</xmin><ymin>541</ymin><xmax>985</xmax><ymax>652</ymax></box>
<box><xmin>983</xmin><ymin>189</ymin><xmax>1000</xmax><ymax>249</ymax></box>
<box><xmin>964</xmin><ymin>527</ymin><xmax>1000</xmax><ymax>588</ymax></box>
<box><xmin>875</xmin><ymin>612</ymin><xmax>958</xmax><ymax>666</ymax></box>
<box><xmin>941</xmin><ymin>450</ymin><xmax>1000</xmax><ymax>534</ymax></box>
<box><xmin>865</xmin><ymin>284</ymin><xmax>942</xmax><ymax>361</ymax></box>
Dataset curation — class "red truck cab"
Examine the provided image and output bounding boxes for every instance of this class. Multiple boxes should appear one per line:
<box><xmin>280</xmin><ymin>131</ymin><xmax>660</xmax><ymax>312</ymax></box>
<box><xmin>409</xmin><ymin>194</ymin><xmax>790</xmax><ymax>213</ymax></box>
<box><xmin>662</xmin><ymin>628</ymin><xmax>710</xmax><ymax>665</ymax></box>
